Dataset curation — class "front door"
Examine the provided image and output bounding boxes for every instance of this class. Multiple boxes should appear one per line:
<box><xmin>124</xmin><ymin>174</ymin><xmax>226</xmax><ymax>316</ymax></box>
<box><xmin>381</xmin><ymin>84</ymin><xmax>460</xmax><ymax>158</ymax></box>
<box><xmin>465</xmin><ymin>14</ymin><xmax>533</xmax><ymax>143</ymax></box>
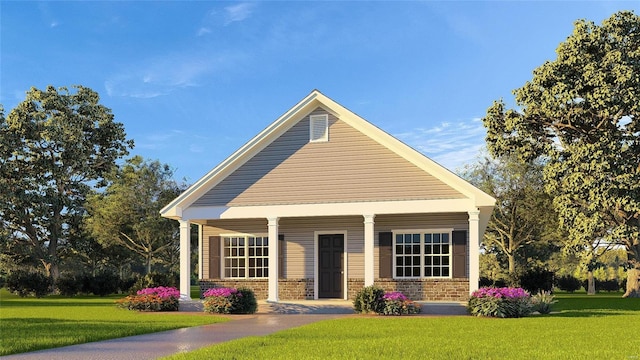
<box><xmin>318</xmin><ymin>234</ymin><xmax>344</xmax><ymax>298</ymax></box>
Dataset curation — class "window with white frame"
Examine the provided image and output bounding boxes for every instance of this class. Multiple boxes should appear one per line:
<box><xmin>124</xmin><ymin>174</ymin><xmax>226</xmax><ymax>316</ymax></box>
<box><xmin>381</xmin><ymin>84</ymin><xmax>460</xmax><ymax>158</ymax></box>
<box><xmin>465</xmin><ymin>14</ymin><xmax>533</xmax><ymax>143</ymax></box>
<box><xmin>223</xmin><ymin>235</ymin><xmax>269</xmax><ymax>278</ymax></box>
<box><xmin>394</xmin><ymin>230</ymin><xmax>451</xmax><ymax>278</ymax></box>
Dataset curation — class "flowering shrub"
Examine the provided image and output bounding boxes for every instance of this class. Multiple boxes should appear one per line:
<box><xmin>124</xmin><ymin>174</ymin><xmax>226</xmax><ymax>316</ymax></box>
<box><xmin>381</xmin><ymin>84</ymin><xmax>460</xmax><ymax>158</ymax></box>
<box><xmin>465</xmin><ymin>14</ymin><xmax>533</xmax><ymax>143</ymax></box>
<box><xmin>467</xmin><ymin>287</ymin><xmax>533</xmax><ymax>318</ymax></box>
<box><xmin>203</xmin><ymin>287</ymin><xmax>257</xmax><ymax>314</ymax></box>
<box><xmin>116</xmin><ymin>286</ymin><xmax>179</xmax><ymax>311</ymax></box>
<box><xmin>380</xmin><ymin>291</ymin><xmax>421</xmax><ymax>316</ymax></box>
<box><xmin>353</xmin><ymin>287</ymin><xmax>420</xmax><ymax>316</ymax></box>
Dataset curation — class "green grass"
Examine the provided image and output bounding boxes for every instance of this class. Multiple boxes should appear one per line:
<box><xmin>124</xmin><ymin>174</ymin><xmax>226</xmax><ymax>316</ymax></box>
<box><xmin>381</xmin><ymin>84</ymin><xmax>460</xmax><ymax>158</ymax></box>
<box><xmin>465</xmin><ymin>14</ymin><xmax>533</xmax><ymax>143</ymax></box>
<box><xmin>165</xmin><ymin>292</ymin><xmax>640</xmax><ymax>360</ymax></box>
<box><xmin>0</xmin><ymin>288</ymin><xmax>226</xmax><ymax>356</ymax></box>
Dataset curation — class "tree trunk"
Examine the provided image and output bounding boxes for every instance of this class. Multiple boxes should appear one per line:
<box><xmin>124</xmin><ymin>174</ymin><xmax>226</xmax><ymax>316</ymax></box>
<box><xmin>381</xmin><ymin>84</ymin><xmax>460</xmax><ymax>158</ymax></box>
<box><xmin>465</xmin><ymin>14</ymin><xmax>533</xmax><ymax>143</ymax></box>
<box><xmin>623</xmin><ymin>268</ymin><xmax>640</xmax><ymax>298</ymax></box>
<box><xmin>508</xmin><ymin>254</ymin><xmax>515</xmax><ymax>274</ymax></box>
<box><xmin>146</xmin><ymin>255</ymin><xmax>152</xmax><ymax>274</ymax></box>
<box><xmin>587</xmin><ymin>271</ymin><xmax>596</xmax><ymax>295</ymax></box>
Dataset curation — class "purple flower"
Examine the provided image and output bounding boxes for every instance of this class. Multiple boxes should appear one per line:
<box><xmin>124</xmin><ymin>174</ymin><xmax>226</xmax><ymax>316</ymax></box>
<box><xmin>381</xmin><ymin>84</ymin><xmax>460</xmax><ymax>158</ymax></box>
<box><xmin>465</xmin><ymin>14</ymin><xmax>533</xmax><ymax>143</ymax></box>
<box><xmin>137</xmin><ymin>286</ymin><xmax>180</xmax><ymax>299</ymax></box>
<box><xmin>382</xmin><ymin>291</ymin><xmax>408</xmax><ymax>301</ymax></box>
<box><xmin>471</xmin><ymin>287</ymin><xmax>530</xmax><ymax>299</ymax></box>
<box><xmin>203</xmin><ymin>287</ymin><xmax>243</xmax><ymax>298</ymax></box>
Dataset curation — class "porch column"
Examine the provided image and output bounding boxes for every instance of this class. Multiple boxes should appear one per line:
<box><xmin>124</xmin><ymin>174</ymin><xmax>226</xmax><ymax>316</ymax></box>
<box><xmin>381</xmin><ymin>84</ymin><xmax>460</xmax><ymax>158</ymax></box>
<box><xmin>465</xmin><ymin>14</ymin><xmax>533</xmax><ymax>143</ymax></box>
<box><xmin>179</xmin><ymin>220</ymin><xmax>191</xmax><ymax>300</ymax></box>
<box><xmin>468</xmin><ymin>209</ymin><xmax>480</xmax><ymax>294</ymax></box>
<box><xmin>197</xmin><ymin>224</ymin><xmax>203</xmax><ymax>281</ymax></box>
<box><xmin>267</xmin><ymin>217</ymin><xmax>279</xmax><ymax>302</ymax></box>
<box><xmin>363</xmin><ymin>214</ymin><xmax>376</xmax><ymax>286</ymax></box>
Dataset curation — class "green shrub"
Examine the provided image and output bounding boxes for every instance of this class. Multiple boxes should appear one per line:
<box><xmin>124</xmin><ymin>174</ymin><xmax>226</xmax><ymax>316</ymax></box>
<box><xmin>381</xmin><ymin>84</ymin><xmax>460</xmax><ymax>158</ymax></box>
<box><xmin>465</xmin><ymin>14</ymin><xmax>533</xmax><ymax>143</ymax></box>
<box><xmin>130</xmin><ymin>272</ymin><xmax>178</xmax><ymax>293</ymax></box>
<box><xmin>55</xmin><ymin>275</ymin><xmax>83</xmax><ymax>296</ymax></box>
<box><xmin>531</xmin><ymin>291</ymin><xmax>557</xmax><ymax>314</ymax></box>
<box><xmin>380</xmin><ymin>292</ymin><xmax>421</xmax><ymax>315</ymax></box>
<box><xmin>555</xmin><ymin>275</ymin><xmax>581</xmax><ymax>292</ymax></box>
<box><xmin>467</xmin><ymin>287</ymin><xmax>533</xmax><ymax>318</ymax></box>
<box><xmin>6</xmin><ymin>271</ymin><xmax>53</xmax><ymax>298</ymax></box>
<box><xmin>599</xmin><ymin>279</ymin><xmax>621</xmax><ymax>292</ymax></box>
<box><xmin>353</xmin><ymin>285</ymin><xmax>385</xmax><ymax>314</ymax></box>
<box><xmin>84</xmin><ymin>271</ymin><xmax>120</xmax><ymax>296</ymax></box>
<box><xmin>519</xmin><ymin>268</ymin><xmax>554</xmax><ymax>294</ymax></box>
<box><xmin>203</xmin><ymin>287</ymin><xmax>257</xmax><ymax>314</ymax></box>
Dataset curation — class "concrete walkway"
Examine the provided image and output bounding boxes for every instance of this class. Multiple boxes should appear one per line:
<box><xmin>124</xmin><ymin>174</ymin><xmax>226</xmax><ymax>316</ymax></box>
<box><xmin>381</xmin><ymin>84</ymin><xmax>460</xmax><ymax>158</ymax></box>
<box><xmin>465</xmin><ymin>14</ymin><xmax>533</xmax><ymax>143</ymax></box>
<box><xmin>1</xmin><ymin>300</ymin><xmax>467</xmax><ymax>360</ymax></box>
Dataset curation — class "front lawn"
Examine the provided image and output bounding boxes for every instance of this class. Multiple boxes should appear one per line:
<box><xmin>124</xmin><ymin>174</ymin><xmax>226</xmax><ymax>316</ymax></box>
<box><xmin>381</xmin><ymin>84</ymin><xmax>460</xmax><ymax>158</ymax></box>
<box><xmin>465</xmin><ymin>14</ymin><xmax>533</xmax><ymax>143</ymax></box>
<box><xmin>165</xmin><ymin>292</ymin><xmax>640</xmax><ymax>360</ymax></box>
<box><xmin>0</xmin><ymin>288</ymin><xmax>226</xmax><ymax>356</ymax></box>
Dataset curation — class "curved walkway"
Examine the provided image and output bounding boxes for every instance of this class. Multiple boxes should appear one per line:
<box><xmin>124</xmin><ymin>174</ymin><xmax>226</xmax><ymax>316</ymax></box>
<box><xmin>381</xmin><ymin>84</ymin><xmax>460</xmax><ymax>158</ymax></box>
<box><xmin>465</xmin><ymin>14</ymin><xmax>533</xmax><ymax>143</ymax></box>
<box><xmin>1</xmin><ymin>300</ymin><xmax>466</xmax><ymax>360</ymax></box>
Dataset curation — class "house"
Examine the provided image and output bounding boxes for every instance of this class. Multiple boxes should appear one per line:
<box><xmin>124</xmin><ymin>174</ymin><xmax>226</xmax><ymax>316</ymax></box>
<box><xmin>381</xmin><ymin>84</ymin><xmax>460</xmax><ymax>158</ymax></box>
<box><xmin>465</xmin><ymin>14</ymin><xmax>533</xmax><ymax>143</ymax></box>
<box><xmin>160</xmin><ymin>90</ymin><xmax>495</xmax><ymax>302</ymax></box>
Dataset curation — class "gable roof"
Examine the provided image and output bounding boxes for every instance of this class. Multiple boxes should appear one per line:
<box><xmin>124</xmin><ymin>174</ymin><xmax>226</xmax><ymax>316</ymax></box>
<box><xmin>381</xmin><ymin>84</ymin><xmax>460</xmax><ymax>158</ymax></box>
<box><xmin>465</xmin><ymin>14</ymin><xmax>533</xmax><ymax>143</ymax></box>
<box><xmin>161</xmin><ymin>90</ymin><xmax>495</xmax><ymax>219</ymax></box>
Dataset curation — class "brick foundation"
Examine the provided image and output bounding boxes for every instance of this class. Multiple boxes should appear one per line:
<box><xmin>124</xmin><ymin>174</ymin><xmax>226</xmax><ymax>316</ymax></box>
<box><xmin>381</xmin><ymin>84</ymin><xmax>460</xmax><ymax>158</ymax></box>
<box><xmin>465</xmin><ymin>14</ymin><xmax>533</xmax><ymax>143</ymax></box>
<box><xmin>199</xmin><ymin>279</ymin><xmax>314</xmax><ymax>300</ymax></box>
<box><xmin>200</xmin><ymin>278</ymin><xmax>469</xmax><ymax>301</ymax></box>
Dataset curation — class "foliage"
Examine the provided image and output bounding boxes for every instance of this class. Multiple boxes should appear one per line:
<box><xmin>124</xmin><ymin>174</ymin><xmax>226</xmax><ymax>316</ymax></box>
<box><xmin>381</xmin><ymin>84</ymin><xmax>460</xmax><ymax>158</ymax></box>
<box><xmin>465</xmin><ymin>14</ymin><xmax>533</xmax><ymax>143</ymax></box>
<box><xmin>379</xmin><ymin>291</ymin><xmax>421</xmax><ymax>316</ymax></box>
<box><xmin>555</xmin><ymin>275</ymin><xmax>582</xmax><ymax>293</ymax></box>
<box><xmin>0</xmin><ymin>86</ymin><xmax>132</xmax><ymax>279</ymax></box>
<box><xmin>463</xmin><ymin>154</ymin><xmax>561</xmax><ymax>276</ymax></box>
<box><xmin>353</xmin><ymin>287</ymin><xmax>419</xmax><ymax>316</ymax></box>
<box><xmin>84</xmin><ymin>156</ymin><xmax>184</xmax><ymax>274</ymax></box>
<box><xmin>55</xmin><ymin>275</ymin><xmax>84</xmax><ymax>296</ymax></box>
<box><xmin>116</xmin><ymin>286</ymin><xmax>180</xmax><ymax>311</ymax></box>
<box><xmin>203</xmin><ymin>287</ymin><xmax>257</xmax><ymax>314</ymax></box>
<box><xmin>482</xmin><ymin>11</ymin><xmax>640</xmax><ymax>298</ymax></box>
<box><xmin>581</xmin><ymin>278</ymin><xmax>623</xmax><ymax>292</ymax></box>
<box><xmin>519</xmin><ymin>267</ymin><xmax>554</xmax><ymax>294</ymax></box>
<box><xmin>531</xmin><ymin>291</ymin><xmax>557</xmax><ymax>314</ymax></box>
<box><xmin>83</xmin><ymin>271</ymin><xmax>120</xmax><ymax>296</ymax></box>
<box><xmin>5</xmin><ymin>270</ymin><xmax>53</xmax><ymax>298</ymax></box>
<box><xmin>353</xmin><ymin>285</ymin><xmax>385</xmax><ymax>314</ymax></box>
<box><xmin>0</xmin><ymin>289</ymin><xmax>225</xmax><ymax>356</ymax></box>
<box><xmin>467</xmin><ymin>287</ymin><xmax>533</xmax><ymax>318</ymax></box>
<box><xmin>129</xmin><ymin>272</ymin><xmax>179</xmax><ymax>294</ymax></box>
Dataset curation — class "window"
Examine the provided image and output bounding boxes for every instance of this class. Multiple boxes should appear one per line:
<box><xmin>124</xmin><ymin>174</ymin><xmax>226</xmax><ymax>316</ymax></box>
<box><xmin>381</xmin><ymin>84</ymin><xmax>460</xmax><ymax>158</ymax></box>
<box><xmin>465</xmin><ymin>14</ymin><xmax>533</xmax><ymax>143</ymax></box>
<box><xmin>394</xmin><ymin>230</ymin><xmax>451</xmax><ymax>278</ymax></box>
<box><xmin>309</xmin><ymin>114</ymin><xmax>329</xmax><ymax>142</ymax></box>
<box><xmin>223</xmin><ymin>235</ymin><xmax>269</xmax><ymax>278</ymax></box>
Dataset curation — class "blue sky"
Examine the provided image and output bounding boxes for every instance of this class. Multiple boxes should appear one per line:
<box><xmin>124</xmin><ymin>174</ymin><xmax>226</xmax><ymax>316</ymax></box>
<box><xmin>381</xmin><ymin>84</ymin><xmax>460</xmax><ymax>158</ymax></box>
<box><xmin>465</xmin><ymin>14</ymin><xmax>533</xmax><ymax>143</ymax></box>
<box><xmin>2</xmin><ymin>1</ymin><xmax>639</xmax><ymax>183</ymax></box>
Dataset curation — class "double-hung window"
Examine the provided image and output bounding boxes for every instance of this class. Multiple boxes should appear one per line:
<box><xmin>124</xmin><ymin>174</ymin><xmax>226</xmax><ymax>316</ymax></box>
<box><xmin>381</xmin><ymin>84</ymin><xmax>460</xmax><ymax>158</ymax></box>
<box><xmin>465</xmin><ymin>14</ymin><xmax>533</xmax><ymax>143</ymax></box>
<box><xmin>394</xmin><ymin>230</ymin><xmax>452</xmax><ymax>278</ymax></box>
<box><xmin>223</xmin><ymin>235</ymin><xmax>269</xmax><ymax>279</ymax></box>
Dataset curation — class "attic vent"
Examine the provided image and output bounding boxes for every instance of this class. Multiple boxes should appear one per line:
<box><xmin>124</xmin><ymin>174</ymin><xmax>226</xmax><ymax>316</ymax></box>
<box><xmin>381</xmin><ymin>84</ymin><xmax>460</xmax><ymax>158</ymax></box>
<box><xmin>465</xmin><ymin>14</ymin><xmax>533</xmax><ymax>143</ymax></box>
<box><xmin>309</xmin><ymin>114</ymin><xmax>329</xmax><ymax>142</ymax></box>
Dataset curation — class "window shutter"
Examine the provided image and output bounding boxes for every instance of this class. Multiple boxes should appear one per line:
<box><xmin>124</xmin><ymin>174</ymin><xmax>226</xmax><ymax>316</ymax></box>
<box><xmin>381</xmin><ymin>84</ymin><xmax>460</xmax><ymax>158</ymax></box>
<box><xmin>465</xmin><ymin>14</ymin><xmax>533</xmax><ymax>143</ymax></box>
<box><xmin>209</xmin><ymin>236</ymin><xmax>221</xmax><ymax>279</ymax></box>
<box><xmin>379</xmin><ymin>232</ymin><xmax>393</xmax><ymax>278</ymax></box>
<box><xmin>452</xmin><ymin>230</ymin><xmax>467</xmax><ymax>278</ymax></box>
<box><xmin>309</xmin><ymin>114</ymin><xmax>328</xmax><ymax>142</ymax></box>
<box><xmin>278</xmin><ymin>234</ymin><xmax>285</xmax><ymax>279</ymax></box>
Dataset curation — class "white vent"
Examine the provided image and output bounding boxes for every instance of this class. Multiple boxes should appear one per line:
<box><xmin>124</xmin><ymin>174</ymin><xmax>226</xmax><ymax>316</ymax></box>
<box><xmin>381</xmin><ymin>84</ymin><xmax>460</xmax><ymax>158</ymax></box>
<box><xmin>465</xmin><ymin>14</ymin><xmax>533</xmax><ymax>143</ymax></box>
<box><xmin>309</xmin><ymin>114</ymin><xmax>329</xmax><ymax>142</ymax></box>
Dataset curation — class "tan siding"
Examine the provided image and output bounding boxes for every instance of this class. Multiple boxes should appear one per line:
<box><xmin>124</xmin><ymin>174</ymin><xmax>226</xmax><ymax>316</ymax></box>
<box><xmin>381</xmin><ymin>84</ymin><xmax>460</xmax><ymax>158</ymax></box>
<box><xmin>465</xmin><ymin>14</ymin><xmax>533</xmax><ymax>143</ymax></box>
<box><xmin>202</xmin><ymin>213</ymin><xmax>469</xmax><ymax>280</ymax></box>
<box><xmin>192</xmin><ymin>108</ymin><xmax>465</xmax><ymax>207</ymax></box>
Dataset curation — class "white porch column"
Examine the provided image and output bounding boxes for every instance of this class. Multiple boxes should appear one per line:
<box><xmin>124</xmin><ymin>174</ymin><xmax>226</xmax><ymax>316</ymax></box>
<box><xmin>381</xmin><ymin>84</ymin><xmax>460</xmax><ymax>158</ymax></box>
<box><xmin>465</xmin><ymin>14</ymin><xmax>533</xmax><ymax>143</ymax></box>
<box><xmin>267</xmin><ymin>217</ymin><xmax>279</xmax><ymax>302</ymax></box>
<box><xmin>197</xmin><ymin>224</ymin><xmax>203</xmax><ymax>281</ymax></box>
<box><xmin>179</xmin><ymin>220</ymin><xmax>191</xmax><ymax>300</ymax></box>
<box><xmin>363</xmin><ymin>214</ymin><xmax>376</xmax><ymax>286</ymax></box>
<box><xmin>468</xmin><ymin>209</ymin><xmax>480</xmax><ymax>294</ymax></box>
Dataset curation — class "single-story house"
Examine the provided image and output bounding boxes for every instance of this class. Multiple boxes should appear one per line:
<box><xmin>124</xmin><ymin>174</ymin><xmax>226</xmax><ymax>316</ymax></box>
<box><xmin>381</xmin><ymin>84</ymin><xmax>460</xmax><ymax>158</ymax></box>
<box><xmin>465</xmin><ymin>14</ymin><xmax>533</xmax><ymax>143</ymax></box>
<box><xmin>160</xmin><ymin>90</ymin><xmax>495</xmax><ymax>302</ymax></box>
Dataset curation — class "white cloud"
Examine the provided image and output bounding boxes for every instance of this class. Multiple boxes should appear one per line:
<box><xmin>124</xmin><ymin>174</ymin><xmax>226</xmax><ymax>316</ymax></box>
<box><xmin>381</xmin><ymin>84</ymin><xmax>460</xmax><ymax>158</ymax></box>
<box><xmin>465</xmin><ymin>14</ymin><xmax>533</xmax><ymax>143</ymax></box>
<box><xmin>224</xmin><ymin>3</ymin><xmax>255</xmax><ymax>25</ymax></box>
<box><xmin>394</xmin><ymin>117</ymin><xmax>487</xmax><ymax>172</ymax></box>
<box><xmin>104</xmin><ymin>50</ymin><xmax>246</xmax><ymax>98</ymax></box>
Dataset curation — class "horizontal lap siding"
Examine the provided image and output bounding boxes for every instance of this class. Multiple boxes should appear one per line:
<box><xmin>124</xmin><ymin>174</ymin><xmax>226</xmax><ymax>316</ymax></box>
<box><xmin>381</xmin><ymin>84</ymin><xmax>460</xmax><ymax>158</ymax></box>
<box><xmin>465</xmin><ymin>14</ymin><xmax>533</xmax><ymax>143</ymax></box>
<box><xmin>192</xmin><ymin>108</ymin><xmax>465</xmax><ymax>207</ymax></box>
<box><xmin>202</xmin><ymin>214</ymin><xmax>469</xmax><ymax>280</ymax></box>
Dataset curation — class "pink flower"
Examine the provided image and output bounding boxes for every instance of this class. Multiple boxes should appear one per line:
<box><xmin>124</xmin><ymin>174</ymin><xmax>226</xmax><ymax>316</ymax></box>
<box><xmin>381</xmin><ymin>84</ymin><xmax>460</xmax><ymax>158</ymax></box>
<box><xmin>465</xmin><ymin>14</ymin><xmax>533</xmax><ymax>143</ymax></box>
<box><xmin>203</xmin><ymin>287</ymin><xmax>243</xmax><ymax>298</ymax></box>
<box><xmin>136</xmin><ymin>286</ymin><xmax>180</xmax><ymax>299</ymax></box>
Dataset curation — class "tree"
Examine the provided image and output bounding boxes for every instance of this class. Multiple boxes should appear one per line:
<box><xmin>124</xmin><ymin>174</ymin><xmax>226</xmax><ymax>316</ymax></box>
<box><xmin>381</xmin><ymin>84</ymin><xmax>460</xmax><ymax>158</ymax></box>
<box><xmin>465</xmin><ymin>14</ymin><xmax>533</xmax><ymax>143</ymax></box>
<box><xmin>85</xmin><ymin>156</ymin><xmax>183</xmax><ymax>274</ymax></box>
<box><xmin>482</xmin><ymin>11</ymin><xmax>640</xmax><ymax>297</ymax></box>
<box><xmin>0</xmin><ymin>86</ymin><xmax>133</xmax><ymax>279</ymax></box>
<box><xmin>463</xmin><ymin>154</ymin><xmax>560</xmax><ymax>279</ymax></box>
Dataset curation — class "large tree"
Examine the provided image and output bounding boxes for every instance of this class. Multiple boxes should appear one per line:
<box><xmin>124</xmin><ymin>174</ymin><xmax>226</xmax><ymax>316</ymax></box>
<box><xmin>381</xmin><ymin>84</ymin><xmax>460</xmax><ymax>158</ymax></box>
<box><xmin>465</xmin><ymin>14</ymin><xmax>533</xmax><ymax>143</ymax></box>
<box><xmin>483</xmin><ymin>11</ymin><xmax>640</xmax><ymax>297</ymax></box>
<box><xmin>84</xmin><ymin>156</ymin><xmax>183</xmax><ymax>274</ymax></box>
<box><xmin>0</xmin><ymin>86</ymin><xmax>133</xmax><ymax>279</ymax></box>
<box><xmin>463</xmin><ymin>154</ymin><xmax>560</xmax><ymax>278</ymax></box>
